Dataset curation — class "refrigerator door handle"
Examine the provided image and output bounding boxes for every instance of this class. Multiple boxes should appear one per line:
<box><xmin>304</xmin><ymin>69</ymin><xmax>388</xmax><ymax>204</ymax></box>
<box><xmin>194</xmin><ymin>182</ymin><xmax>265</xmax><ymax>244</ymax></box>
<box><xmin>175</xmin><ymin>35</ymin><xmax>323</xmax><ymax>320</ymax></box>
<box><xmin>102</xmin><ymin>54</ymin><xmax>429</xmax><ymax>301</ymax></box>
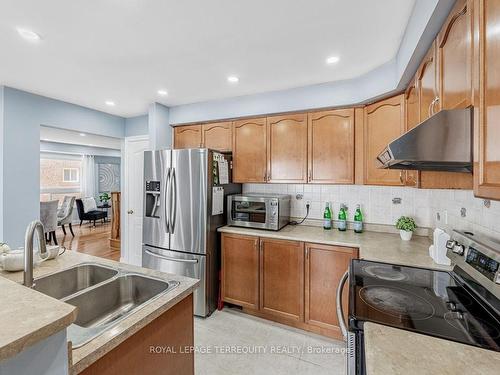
<box><xmin>170</xmin><ymin>167</ymin><xmax>177</xmax><ymax>234</ymax></box>
<box><xmin>165</xmin><ymin>167</ymin><xmax>171</xmax><ymax>233</ymax></box>
<box><xmin>145</xmin><ymin>249</ymin><xmax>199</xmax><ymax>263</ymax></box>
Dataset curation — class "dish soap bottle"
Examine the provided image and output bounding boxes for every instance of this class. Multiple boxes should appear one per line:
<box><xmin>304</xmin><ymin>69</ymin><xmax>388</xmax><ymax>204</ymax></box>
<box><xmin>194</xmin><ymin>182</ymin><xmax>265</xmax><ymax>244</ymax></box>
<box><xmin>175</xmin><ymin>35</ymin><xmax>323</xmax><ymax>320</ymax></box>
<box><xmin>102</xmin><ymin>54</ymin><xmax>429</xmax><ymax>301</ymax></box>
<box><xmin>354</xmin><ymin>204</ymin><xmax>363</xmax><ymax>233</ymax></box>
<box><xmin>323</xmin><ymin>202</ymin><xmax>332</xmax><ymax>230</ymax></box>
<box><xmin>338</xmin><ymin>204</ymin><xmax>347</xmax><ymax>231</ymax></box>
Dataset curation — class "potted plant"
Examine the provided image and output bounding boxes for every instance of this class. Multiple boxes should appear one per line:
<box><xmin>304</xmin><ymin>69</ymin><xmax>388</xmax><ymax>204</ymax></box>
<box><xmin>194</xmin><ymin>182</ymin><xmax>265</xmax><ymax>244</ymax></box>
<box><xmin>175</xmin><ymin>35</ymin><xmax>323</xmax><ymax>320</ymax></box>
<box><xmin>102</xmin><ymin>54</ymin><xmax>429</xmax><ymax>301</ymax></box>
<box><xmin>99</xmin><ymin>192</ymin><xmax>111</xmax><ymax>206</ymax></box>
<box><xmin>396</xmin><ymin>216</ymin><xmax>417</xmax><ymax>241</ymax></box>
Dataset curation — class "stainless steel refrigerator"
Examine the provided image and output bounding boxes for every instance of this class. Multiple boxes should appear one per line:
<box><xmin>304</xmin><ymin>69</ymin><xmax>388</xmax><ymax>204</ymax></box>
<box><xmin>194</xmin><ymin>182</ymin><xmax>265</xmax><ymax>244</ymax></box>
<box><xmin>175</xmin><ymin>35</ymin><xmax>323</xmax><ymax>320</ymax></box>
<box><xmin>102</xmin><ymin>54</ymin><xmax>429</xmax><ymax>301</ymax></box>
<box><xmin>142</xmin><ymin>148</ymin><xmax>241</xmax><ymax>317</ymax></box>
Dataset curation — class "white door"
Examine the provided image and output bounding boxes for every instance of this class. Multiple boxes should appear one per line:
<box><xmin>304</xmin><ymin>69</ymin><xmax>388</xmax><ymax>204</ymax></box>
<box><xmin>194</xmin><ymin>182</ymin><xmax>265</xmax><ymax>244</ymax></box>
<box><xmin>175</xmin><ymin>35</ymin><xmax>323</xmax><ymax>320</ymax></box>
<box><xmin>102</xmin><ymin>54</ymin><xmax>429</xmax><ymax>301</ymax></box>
<box><xmin>123</xmin><ymin>136</ymin><xmax>149</xmax><ymax>265</ymax></box>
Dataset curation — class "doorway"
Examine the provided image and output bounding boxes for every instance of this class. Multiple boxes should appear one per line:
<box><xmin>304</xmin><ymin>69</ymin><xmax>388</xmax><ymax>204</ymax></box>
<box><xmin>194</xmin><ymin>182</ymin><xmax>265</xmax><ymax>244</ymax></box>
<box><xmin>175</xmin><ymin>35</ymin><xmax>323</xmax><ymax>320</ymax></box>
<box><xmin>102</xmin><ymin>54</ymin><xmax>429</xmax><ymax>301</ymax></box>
<box><xmin>122</xmin><ymin>136</ymin><xmax>149</xmax><ymax>266</ymax></box>
<box><xmin>39</xmin><ymin>126</ymin><xmax>123</xmax><ymax>260</ymax></box>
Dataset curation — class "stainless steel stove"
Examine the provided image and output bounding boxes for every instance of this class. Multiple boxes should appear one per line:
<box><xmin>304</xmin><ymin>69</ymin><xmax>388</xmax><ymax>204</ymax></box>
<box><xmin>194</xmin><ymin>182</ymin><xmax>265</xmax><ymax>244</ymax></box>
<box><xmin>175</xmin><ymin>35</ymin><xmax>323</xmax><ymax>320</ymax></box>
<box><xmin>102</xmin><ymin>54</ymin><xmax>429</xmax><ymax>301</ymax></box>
<box><xmin>336</xmin><ymin>230</ymin><xmax>500</xmax><ymax>374</ymax></box>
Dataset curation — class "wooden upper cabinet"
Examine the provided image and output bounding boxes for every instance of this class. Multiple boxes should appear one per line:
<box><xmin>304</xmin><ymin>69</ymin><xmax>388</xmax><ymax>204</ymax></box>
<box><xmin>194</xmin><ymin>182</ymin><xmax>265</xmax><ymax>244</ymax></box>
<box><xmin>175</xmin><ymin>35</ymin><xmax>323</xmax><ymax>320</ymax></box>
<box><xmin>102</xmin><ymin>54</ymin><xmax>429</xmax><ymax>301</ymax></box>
<box><xmin>267</xmin><ymin>113</ymin><xmax>308</xmax><ymax>183</ymax></box>
<box><xmin>308</xmin><ymin>109</ymin><xmax>354</xmax><ymax>184</ymax></box>
<box><xmin>405</xmin><ymin>79</ymin><xmax>421</xmax><ymax>130</ymax></box>
<box><xmin>418</xmin><ymin>42</ymin><xmax>439</xmax><ymax>120</ymax></box>
<box><xmin>232</xmin><ymin>118</ymin><xmax>267</xmax><ymax>183</ymax></box>
<box><xmin>304</xmin><ymin>243</ymin><xmax>358</xmax><ymax>335</ymax></box>
<box><xmin>260</xmin><ymin>238</ymin><xmax>304</xmax><ymax>322</ymax></box>
<box><xmin>201</xmin><ymin>122</ymin><xmax>232</xmax><ymax>151</ymax></box>
<box><xmin>221</xmin><ymin>234</ymin><xmax>259</xmax><ymax>309</ymax></box>
<box><xmin>404</xmin><ymin>80</ymin><xmax>420</xmax><ymax>187</ymax></box>
<box><xmin>364</xmin><ymin>95</ymin><xmax>406</xmax><ymax>186</ymax></box>
<box><xmin>173</xmin><ymin>125</ymin><xmax>202</xmax><ymax>149</ymax></box>
<box><xmin>419</xmin><ymin>0</ymin><xmax>473</xmax><ymax>190</ymax></box>
<box><xmin>474</xmin><ymin>0</ymin><xmax>500</xmax><ymax>200</ymax></box>
<box><xmin>438</xmin><ymin>0</ymin><xmax>473</xmax><ymax>110</ymax></box>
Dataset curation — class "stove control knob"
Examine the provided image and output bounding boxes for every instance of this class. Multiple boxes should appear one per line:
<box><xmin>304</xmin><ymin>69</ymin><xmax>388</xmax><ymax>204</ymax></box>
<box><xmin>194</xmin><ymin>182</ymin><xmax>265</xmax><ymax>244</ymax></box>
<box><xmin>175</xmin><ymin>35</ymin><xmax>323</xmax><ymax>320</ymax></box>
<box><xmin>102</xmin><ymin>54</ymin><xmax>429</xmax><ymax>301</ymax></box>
<box><xmin>446</xmin><ymin>301</ymin><xmax>457</xmax><ymax>311</ymax></box>
<box><xmin>453</xmin><ymin>243</ymin><xmax>465</xmax><ymax>256</ymax></box>
<box><xmin>446</xmin><ymin>240</ymin><xmax>456</xmax><ymax>250</ymax></box>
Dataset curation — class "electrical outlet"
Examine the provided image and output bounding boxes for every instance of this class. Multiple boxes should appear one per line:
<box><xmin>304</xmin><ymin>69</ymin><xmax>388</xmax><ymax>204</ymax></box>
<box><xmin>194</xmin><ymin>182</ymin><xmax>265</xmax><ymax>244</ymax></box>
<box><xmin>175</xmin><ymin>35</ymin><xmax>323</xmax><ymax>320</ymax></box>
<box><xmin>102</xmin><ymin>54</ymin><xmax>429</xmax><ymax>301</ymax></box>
<box><xmin>444</xmin><ymin>210</ymin><xmax>448</xmax><ymax>224</ymax></box>
<box><xmin>306</xmin><ymin>200</ymin><xmax>311</xmax><ymax>207</ymax></box>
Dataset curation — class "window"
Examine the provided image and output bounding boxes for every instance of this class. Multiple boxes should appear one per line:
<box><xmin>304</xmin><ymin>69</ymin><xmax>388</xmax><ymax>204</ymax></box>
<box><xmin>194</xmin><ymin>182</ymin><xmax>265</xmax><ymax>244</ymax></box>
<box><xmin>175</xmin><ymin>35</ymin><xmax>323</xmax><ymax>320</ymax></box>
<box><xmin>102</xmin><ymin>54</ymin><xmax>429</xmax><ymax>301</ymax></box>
<box><xmin>40</xmin><ymin>155</ymin><xmax>82</xmax><ymax>205</ymax></box>
<box><xmin>63</xmin><ymin>168</ymin><xmax>79</xmax><ymax>182</ymax></box>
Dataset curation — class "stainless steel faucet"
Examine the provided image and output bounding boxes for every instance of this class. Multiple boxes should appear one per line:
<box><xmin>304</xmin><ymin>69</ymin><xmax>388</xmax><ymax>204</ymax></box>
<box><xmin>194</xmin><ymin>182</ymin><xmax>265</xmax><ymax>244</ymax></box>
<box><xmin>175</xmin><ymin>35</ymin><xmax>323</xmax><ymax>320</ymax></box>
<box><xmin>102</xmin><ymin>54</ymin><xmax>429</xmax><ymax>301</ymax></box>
<box><xmin>24</xmin><ymin>220</ymin><xmax>47</xmax><ymax>288</ymax></box>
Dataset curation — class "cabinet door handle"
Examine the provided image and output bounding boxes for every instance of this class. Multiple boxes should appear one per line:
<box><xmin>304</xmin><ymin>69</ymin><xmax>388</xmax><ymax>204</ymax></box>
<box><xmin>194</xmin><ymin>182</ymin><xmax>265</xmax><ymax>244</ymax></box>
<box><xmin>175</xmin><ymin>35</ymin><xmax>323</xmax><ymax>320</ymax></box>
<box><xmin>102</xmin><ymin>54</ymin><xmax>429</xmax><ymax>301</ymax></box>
<box><xmin>308</xmin><ymin>170</ymin><xmax>312</xmax><ymax>182</ymax></box>
<box><xmin>428</xmin><ymin>99</ymin><xmax>434</xmax><ymax>117</ymax></box>
<box><xmin>399</xmin><ymin>171</ymin><xmax>405</xmax><ymax>185</ymax></box>
<box><xmin>305</xmin><ymin>247</ymin><xmax>309</xmax><ymax>259</ymax></box>
<box><xmin>428</xmin><ymin>96</ymin><xmax>440</xmax><ymax>117</ymax></box>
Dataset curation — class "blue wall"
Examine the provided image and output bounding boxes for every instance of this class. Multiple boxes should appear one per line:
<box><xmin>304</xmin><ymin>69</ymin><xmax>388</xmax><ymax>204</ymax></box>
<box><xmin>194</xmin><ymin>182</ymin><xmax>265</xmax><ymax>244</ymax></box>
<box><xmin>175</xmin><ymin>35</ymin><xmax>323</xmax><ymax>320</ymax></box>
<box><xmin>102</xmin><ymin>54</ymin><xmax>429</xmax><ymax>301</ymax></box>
<box><xmin>0</xmin><ymin>87</ymin><xmax>125</xmax><ymax>246</ymax></box>
<box><xmin>125</xmin><ymin>114</ymin><xmax>149</xmax><ymax>137</ymax></box>
<box><xmin>148</xmin><ymin>103</ymin><xmax>171</xmax><ymax>149</ymax></box>
<box><xmin>0</xmin><ymin>87</ymin><xmax>4</xmax><ymax>242</ymax></box>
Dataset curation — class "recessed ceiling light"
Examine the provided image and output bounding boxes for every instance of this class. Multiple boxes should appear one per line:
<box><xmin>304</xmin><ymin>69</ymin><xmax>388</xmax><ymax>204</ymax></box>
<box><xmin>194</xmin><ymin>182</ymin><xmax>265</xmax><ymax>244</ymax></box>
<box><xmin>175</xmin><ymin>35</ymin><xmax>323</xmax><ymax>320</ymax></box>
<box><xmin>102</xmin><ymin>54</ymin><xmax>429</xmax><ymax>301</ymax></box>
<box><xmin>16</xmin><ymin>27</ymin><xmax>41</xmax><ymax>41</ymax></box>
<box><xmin>326</xmin><ymin>56</ymin><xmax>340</xmax><ymax>65</ymax></box>
<box><xmin>157</xmin><ymin>89</ymin><xmax>168</xmax><ymax>96</ymax></box>
<box><xmin>79</xmin><ymin>133</ymin><xmax>86</xmax><ymax>137</ymax></box>
<box><xmin>105</xmin><ymin>101</ymin><xmax>115</xmax><ymax>106</ymax></box>
<box><xmin>227</xmin><ymin>75</ymin><xmax>239</xmax><ymax>83</ymax></box>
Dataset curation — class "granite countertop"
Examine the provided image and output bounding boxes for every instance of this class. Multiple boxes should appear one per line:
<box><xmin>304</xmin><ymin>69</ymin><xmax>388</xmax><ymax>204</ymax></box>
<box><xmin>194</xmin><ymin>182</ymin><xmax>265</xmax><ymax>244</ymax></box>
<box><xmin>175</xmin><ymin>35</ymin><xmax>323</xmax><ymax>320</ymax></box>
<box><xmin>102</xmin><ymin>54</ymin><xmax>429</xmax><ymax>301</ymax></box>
<box><xmin>0</xmin><ymin>276</ymin><xmax>76</xmax><ymax>362</ymax></box>
<box><xmin>0</xmin><ymin>251</ymin><xmax>199</xmax><ymax>374</ymax></box>
<box><xmin>364</xmin><ymin>322</ymin><xmax>500</xmax><ymax>374</ymax></box>
<box><xmin>218</xmin><ymin>225</ymin><xmax>451</xmax><ymax>270</ymax></box>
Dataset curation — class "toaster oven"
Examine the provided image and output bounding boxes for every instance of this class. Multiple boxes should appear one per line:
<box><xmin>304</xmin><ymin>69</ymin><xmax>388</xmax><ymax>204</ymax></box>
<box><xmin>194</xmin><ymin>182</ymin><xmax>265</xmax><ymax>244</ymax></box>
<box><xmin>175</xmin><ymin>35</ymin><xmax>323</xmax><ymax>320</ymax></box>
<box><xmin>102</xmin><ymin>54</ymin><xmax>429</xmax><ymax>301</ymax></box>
<box><xmin>227</xmin><ymin>193</ymin><xmax>291</xmax><ymax>231</ymax></box>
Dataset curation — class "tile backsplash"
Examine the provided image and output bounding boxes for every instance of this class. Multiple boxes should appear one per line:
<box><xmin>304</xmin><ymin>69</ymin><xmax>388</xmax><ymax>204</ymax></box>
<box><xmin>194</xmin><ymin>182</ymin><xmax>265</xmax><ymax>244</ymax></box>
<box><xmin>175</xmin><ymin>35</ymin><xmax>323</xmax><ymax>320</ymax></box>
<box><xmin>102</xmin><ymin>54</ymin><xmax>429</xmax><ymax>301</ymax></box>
<box><xmin>243</xmin><ymin>184</ymin><xmax>500</xmax><ymax>239</ymax></box>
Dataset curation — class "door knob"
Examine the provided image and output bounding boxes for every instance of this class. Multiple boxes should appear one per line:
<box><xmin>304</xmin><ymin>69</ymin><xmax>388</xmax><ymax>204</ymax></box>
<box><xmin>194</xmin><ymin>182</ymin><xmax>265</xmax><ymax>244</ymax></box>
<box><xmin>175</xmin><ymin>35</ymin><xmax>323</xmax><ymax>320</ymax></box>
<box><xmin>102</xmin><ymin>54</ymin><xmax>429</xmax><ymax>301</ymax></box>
<box><xmin>127</xmin><ymin>210</ymin><xmax>134</xmax><ymax>214</ymax></box>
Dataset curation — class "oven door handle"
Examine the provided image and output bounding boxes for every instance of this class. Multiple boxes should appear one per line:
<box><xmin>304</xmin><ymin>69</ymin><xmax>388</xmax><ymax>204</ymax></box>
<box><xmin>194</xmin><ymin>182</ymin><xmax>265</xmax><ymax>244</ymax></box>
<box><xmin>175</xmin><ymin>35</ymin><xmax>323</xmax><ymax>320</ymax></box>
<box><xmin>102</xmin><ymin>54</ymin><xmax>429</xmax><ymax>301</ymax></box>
<box><xmin>336</xmin><ymin>270</ymin><xmax>349</xmax><ymax>340</ymax></box>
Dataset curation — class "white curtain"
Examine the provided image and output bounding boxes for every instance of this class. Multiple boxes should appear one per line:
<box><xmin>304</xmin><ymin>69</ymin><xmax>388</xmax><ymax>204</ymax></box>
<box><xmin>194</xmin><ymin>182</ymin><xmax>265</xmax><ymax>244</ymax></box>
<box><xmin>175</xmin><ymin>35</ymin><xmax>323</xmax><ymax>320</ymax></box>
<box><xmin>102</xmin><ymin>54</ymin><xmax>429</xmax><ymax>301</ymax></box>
<box><xmin>81</xmin><ymin>155</ymin><xmax>96</xmax><ymax>198</ymax></box>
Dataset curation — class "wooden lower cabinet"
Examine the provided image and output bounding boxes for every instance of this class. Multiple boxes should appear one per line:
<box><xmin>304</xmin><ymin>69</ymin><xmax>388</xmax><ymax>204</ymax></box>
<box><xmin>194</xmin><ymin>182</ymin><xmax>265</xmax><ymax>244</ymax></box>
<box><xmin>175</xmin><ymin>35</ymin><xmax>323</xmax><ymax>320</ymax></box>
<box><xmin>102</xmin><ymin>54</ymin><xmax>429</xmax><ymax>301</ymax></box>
<box><xmin>221</xmin><ymin>234</ymin><xmax>259</xmax><ymax>309</ymax></box>
<box><xmin>259</xmin><ymin>238</ymin><xmax>304</xmax><ymax>322</ymax></box>
<box><xmin>79</xmin><ymin>294</ymin><xmax>194</xmax><ymax>375</ymax></box>
<box><xmin>221</xmin><ymin>233</ymin><xmax>358</xmax><ymax>340</ymax></box>
<box><xmin>304</xmin><ymin>243</ymin><xmax>358</xmax><ymax>336</ymax></box>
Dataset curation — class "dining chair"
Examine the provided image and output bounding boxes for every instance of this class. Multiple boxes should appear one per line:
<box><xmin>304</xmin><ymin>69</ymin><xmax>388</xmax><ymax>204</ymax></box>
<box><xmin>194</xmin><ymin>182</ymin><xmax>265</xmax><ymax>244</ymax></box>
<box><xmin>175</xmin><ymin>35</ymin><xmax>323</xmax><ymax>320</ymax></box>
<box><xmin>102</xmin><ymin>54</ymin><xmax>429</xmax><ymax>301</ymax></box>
<box><xmin>40</xmin><ymin>200</ymin><xmax>59</xmax><ymax>245</ymax></box>
<box><xmin>58</xmin><ymin>196</ymin><xmax>76</xmax><ymax>236</ymax></box>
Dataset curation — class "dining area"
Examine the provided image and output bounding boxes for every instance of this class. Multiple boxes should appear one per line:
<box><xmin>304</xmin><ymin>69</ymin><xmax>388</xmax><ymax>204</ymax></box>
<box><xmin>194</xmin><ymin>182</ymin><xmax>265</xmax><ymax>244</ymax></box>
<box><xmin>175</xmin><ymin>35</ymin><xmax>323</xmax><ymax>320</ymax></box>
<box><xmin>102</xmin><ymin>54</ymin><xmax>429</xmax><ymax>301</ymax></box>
<box><xmin>39</xmin><ymin>196</ymin><xmax>108</xmax><ymax>246</ymax></box>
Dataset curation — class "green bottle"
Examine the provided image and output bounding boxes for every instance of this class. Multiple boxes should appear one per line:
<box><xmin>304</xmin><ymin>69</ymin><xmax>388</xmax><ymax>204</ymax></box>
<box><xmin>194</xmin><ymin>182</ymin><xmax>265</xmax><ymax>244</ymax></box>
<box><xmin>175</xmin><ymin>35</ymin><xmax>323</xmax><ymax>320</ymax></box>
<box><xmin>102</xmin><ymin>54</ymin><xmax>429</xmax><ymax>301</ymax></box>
<box><xmin>338</xmin><ymin>205</ymin><xmax>347</xmax><ymax>231</ymax></box>
<box><xmin>354</xmin><ymin>204</ymin><xmax>363</xmax><ymax>233</ymax></box>
<box><xmin>323</xmin><ymin>202</ymin><xmax>332</xmax><ymax>230</ymax></box>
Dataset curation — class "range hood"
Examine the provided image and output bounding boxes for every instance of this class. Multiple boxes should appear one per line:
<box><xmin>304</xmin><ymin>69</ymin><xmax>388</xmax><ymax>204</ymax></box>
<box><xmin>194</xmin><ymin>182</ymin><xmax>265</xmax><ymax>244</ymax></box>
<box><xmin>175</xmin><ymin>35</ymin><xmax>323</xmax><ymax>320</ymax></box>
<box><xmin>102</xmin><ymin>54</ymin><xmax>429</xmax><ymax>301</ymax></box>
<box><xmin>377</xmin><ymin>107</ymin><xmax>473</xmax><ymax>172</ymax></box>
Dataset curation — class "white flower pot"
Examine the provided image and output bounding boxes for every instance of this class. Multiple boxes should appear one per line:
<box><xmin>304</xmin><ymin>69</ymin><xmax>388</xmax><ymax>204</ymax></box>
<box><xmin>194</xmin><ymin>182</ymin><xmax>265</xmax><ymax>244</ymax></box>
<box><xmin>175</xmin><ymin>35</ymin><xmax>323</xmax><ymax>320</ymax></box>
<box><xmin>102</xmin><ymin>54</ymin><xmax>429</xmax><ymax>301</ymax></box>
<box><xmin>400</xmin><ymin>230</ymin><xmax>413</xmax><ymax>241</ymax></box>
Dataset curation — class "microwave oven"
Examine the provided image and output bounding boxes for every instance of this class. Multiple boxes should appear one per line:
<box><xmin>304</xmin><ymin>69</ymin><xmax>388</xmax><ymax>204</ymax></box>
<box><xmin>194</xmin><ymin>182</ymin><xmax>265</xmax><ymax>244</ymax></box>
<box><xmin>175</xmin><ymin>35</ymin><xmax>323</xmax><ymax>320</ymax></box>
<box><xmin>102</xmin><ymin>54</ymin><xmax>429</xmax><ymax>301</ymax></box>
<box><xmin>227</xmin><ymin>193</ymin><xmax>291</xmax><ymax>231</ymax></box>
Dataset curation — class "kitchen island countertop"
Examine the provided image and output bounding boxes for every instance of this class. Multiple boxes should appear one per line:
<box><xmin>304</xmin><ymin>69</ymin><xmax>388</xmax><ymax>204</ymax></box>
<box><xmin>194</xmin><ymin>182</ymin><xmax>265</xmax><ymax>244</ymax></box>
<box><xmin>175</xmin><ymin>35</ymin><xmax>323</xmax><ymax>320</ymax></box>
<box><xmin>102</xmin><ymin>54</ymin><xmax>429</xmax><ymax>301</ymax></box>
<box><xmin>364</xmin><ymin>322</ymin><xmax>500</xmax><ymax>375</ymax></box>
<box><xmin>0</xmin><ymin>251</ymin><xmax>199</xmax><ymax>374</ymax></box>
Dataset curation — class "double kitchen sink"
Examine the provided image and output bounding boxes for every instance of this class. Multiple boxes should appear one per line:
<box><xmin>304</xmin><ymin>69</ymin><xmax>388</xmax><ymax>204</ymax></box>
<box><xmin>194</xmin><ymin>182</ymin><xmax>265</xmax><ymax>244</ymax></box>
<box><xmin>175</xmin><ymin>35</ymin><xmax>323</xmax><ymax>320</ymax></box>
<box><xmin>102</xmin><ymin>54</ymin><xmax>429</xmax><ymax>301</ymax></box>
<box><xmin>33</xmin><ymin>263</ymin><xmax>179</xmax><ymax>348</ymax></box>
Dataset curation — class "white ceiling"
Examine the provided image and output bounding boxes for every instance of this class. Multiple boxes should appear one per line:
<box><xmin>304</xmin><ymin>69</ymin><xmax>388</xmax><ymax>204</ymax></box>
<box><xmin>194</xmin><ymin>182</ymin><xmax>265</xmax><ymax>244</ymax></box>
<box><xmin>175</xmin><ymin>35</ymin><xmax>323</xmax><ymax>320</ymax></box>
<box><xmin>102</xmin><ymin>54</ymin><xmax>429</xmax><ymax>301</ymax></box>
<box><xmin>0</xmin><ymin>0</ymin><xmax>416</xmax><ymax>117</ymax></box>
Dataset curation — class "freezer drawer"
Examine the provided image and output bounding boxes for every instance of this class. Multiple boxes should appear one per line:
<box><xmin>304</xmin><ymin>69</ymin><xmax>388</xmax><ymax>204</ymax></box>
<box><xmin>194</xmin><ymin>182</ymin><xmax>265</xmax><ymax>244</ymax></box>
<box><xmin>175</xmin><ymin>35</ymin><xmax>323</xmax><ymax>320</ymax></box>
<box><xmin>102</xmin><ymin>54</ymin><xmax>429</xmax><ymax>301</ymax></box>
<box><xmin>142</xmin><ymin>245</ymin><xmax>208</xmax><ymax>317</ymax></box>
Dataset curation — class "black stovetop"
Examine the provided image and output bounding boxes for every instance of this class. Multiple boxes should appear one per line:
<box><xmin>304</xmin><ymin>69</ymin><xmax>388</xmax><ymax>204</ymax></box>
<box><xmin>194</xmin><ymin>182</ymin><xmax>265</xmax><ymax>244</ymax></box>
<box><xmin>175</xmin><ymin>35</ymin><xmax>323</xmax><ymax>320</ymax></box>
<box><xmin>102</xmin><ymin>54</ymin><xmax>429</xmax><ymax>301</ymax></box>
<box><xmin>349</xmin><ymin>259</ymin><xmax>500</xmax><ymax>352</ymax></box>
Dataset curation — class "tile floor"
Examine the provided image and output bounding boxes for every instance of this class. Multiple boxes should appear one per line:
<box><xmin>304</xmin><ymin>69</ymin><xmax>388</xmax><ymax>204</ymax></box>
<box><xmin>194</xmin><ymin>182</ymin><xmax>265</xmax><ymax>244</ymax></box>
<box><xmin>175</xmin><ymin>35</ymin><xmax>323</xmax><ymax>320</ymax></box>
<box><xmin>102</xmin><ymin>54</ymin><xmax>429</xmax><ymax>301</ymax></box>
<box><xmin>194</xmin><ymin>307</ymin><xmax>346</xmax><ymax>375</ymax></box>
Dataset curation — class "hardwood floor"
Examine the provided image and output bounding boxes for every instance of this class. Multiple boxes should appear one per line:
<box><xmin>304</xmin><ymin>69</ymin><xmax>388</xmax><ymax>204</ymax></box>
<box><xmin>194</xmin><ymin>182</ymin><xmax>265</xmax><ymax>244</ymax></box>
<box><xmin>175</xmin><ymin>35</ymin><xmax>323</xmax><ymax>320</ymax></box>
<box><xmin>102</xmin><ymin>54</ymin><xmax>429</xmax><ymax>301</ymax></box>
<box><xmin>56</xmin><ymin>222</ymin><xmax>121</xmax><ymax>261</ymax></box>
